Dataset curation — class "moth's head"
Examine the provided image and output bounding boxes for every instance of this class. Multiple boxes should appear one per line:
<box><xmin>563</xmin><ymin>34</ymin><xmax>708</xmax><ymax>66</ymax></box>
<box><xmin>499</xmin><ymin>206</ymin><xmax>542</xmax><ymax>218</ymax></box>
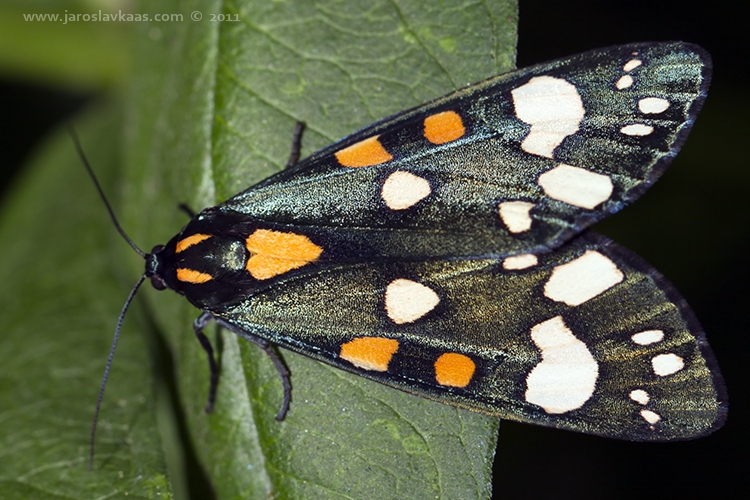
<box><xmin>146</xmin><ymin>245</ymin><xmax>168</xmax><ymax>290</ymax></box>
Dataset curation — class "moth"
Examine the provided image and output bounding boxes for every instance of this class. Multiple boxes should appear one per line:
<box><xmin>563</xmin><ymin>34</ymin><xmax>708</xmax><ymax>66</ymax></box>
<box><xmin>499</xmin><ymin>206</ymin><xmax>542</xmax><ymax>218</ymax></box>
<box><xmin>81</xmin><ymin>42</ymin><xmax>726</xmax><ymax>460</ymax></box>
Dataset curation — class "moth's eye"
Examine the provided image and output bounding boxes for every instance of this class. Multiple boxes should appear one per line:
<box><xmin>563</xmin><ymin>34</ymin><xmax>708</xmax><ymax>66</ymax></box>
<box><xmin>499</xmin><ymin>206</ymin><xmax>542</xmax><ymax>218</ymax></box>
<box><xmin>150</xmin><ymin>275</ymin><xmax>167</xmax><ymax>291</ymax></box>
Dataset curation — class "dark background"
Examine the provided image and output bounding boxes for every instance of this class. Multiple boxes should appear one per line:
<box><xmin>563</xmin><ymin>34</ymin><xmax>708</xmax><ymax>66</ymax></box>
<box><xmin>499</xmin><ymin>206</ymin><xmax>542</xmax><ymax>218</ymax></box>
<box><xmin>498</xmin><ymin>1</ymin><xmax>748</xmax><ymax>499</ymax></box>
<box><xmin>1</xmin><ymin>1</ymin><xmax>746</xmax><ymax>499</ymax></box>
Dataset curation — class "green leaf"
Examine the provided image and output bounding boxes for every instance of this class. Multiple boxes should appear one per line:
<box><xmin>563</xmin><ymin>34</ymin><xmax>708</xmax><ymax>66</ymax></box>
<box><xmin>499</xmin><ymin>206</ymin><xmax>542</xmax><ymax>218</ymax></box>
<box><xmin>0</xmin><ymin>1</ymin><xmax>130</xmax><ymax>89</ymax></box>
<box><xmin>1</xmin><ymin>0</ymin><xmax>517</xmax><ymax>498</ymax></box>
<box><xmin>0</xmin><ymin>105</ymin><xmax>171</xmax><ymax>498</ymax></box>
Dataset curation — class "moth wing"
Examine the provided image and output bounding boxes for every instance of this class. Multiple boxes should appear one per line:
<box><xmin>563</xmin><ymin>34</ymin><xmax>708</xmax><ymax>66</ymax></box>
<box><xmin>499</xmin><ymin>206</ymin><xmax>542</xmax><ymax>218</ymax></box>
<box><xmin>220</xmin><ymin>42</ymin><xmax>711</xmax><ymax>258</ymax></box>
<box><xmin>214</xmin><ymin>232</ymin><xmax>726</xmax><ymax>441</ymax></box>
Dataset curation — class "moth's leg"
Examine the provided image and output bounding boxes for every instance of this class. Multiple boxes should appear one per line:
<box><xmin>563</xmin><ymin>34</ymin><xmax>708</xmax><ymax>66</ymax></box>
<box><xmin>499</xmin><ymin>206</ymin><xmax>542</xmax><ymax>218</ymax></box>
<box><xmin>193</xmin><ymin>311</ymin><xmax>220</xmax><ymax>413</ymax></box>
<box><xmin>214</xmin><ymin>317</ymin><xmax>292</xmax><ymax>421</ymax></box>
<box><xmin>285</xmin><ymin>121</ymin><xmax>306</xmax><ymax>169</ymax></box>
<box><xmin>179</xmin><ymin>203</ymin><xmax>197</xmax><ymax>218</ymax></box>
<box><xmin>256</xmin><ymin>341</ymin><xmax>292</xmax><ymax>421</ymax></box>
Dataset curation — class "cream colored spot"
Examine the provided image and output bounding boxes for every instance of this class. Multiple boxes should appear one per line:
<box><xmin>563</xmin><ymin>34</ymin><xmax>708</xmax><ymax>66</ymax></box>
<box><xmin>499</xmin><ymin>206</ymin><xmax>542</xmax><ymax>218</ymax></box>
<box><xmin>498</xmin><ymin>201</ymin><xmax>534</xmax><ymax>233</ymax></box>
<box><xmin>652</xmin><ymin>353</ymin><xmax>685</xmax><ymax>376</ymax></box>
<box><xmin>621</xmin><ymin>124</ymin><xmax>654</xmax><ymax>136</ymax></box>
<box><xmin>434</xmin><ymin>353</ymin><xmax>475</xmax><ymax>387</ymax></box>
<box><xmin>640</xmin><ymin>409</ymin><xmax>661</xmax><ymax>424</ymax></box>
<box><xmin>623</xmin><ymin>59</ymin><xmax>642</xmax><ymax>72</ymax></box>
<box><xmin>544</xmin><ymin>251</ymin><xmax>624</xmax><ymax>306</ymax></box>
<box><xmin>381</xmin><ymin>171</ymin><xmax>431</xmax><ymax>210</ymax></box>
<box><xmin>511</xmin><ymin>76</ymin><xmax>585</xmax><ymax>158</ymax></box>
<box><xmin>340</xmin><ymin>337</ymin><xmax>399</xmax><ymax>372</ymax></box>
<box><xmin>631</xmin><ymin>330</ymin><xmax>665</xmax><ymax>345</ymax></box>
<box><xmin>503</xmin><ymin>254</ymin><xmax>538</xmax><ymax>270</ymax></box>
<box><xmin>639</xmin><ymin>97</ymin><xmax>670</xmax><ymax>114</ymax></box>
<box><xmin>537</xmin><ymin>164</ymin><xmax>613</xmax><ymax>209</ymax></box>
<box><xmin>525</xmin><ymin>316</ymin><xmax>599</xmax><ymax>414</ymax></box>
<box><xmin>385</xmin><ymin>279</ymin><xmax>440</xmax><ymax>324</ymax></box>
<box><xmin>616</xmin><ymin>75</ymin><xmax>634</xmax><ymax>89</ymax></box>
<box><xmin>245</xmin><ymin>229</ymin><xmax>323</xmax><ymax>280</ymax></box>
<box><xmin>629</xmin><ymin>389</ymin><xmax>650</xmax><ymax>405</ymax></box>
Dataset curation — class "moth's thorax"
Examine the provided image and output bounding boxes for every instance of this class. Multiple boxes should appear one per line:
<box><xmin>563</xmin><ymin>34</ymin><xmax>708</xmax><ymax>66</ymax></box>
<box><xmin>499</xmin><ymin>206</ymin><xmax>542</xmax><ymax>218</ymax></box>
<box><xmin>153</xmin><ymin>208</ymin><xmax>324</xmax><ymax>311</ymax></box>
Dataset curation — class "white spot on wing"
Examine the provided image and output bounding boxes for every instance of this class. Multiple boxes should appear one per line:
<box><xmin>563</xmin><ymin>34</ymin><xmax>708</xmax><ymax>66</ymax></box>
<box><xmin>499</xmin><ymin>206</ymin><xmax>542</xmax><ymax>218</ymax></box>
<box><xmin>639</xmin><ymin>97</ymin><xmax>670</xmax><ymax>114</ymax></box>
<box><xmin>621</xmin><ymin>124</ymin><xmax>654</xmax><ymax>136</ymax></box>
<box><xmin>537</xmin><ymin>164</ymin><xmax>613</xmax><ymax>209</ymax></box>
<box><xmin>544</xmin><ymin>250</ymin><xmax>624</xmax><ymax>306</ymax></box>
<box><xmin>640</xmin><ymin>409</ymin><xmax>661</xmax><ymax>424</ymax></box>
<box><xmin>381</xmin><ymin>171</ymin><xmax>431</xmax><ymax>210</ymax></box>
<box><xmin>503</xmin><ymin>254</ymin><xmax>538</xmax><ymax>270</ymax></box>
<box><xmin>525</xmin><ymin>316</ymin><xmax>599</xmax><ymax>414</ymax></box>
<box><xmin>616</xmin><ymin>75</ymin><xmax>633</xmax><ymax>89</ymax></box>
<box><xmin>498</xmin><ymin>201</ymin><xmax>534</xmax><ymax>233</ymax></box>
<box><xmin>652</xmin><ymin>353</ymin><xmax>685</xmax><ymax>376</ymax></box>
<box><xmin>511</xmin><ymin>76</ymin><xmax>585</xmax><ymax>158</ymax></box>
<box><xmin>623</xmin><ymin>59</ymin><xmax>642</xmax><ymax>72</ymax></box>
<box><xmin>629</xmin><ymin>389</ymin><xmax>650</xmax><ymax>405</ymax></box>
<box><xmin>631</xmin><ymin>330</ymin><xmax>664</xmax><ymax>345</ymax></box>
<box><xmin>385</xmin><ymin>278</ymin><xmax>440</xmax><ymax>324</ymax></box>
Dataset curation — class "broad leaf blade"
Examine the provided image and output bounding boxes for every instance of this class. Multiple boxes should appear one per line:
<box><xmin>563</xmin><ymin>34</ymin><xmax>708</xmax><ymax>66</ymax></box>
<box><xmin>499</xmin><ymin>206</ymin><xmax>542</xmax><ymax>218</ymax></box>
<box><xmin>0</xmin><ymin>105</ymin><xmax>171</xmax><ymax>498</ymax></box>
<box><xmin>125</xmin><ymin>0</ymin><xmax>517</xmax><ymax>498</ymax></box>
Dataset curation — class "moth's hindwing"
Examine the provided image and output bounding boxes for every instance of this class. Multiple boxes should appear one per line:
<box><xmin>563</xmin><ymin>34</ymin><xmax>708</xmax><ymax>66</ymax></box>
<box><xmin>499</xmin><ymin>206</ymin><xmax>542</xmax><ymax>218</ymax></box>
<box><xmin>220</xmin><ymin>42</ymin><xmax>711</xmax><ymax>259</ymax></box>
<box><xmin>212</xmin><ymin>232</ymin><xmax>725</xmax><ymax>440</ymax></box>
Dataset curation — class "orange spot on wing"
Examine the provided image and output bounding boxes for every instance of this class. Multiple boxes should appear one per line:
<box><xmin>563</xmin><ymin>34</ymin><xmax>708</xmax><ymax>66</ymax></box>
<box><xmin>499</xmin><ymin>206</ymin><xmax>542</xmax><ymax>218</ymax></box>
<box><xmin>423</xmin><ymin>111</ymin><xmax>465</xmax><ymax>144</ymax></box>
<box><xmin>334</xmin><ymin>136</ymin><xmax>393</xmax><ymax>167</ymax></box>
<box><xmin>340</xmin><ymin>337</ymin><xmax>399</xmax><ymax>372</ymax></box>
<box><xmin>176</xmin><ymin>233</ymin><xmax>212</xmax><ymax>253</ymax></box>
<box><xmin>245</xmin><ymin>229</ymin><xmax>323</xmax><ymax>280</ymax></box>
<box><xmin>176</xmin><ymin>268</ymin><xmax>213</xmax><ymax>284</ymax></box>
<box><xmin>434</xmin><ymin>353</ymin><xmax>475</xmax><ymax>387</ymax></box>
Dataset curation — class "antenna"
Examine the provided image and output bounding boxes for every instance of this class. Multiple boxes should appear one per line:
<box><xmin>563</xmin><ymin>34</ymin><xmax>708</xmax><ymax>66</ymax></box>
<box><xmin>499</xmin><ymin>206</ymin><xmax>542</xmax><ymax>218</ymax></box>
<box><xmin>88</xmin><ymin>275</ymin><xmax>146</xmax><ymax>470</ymax></box>
<box><xmin>69</xmin><ymin>128</ymin><xmax>149</xmax><ymax>470</ymax></box>
<box><xmin>68</xmin><ymin>127</ymin><xmax>146</xmax><ymax>258</ymax></box>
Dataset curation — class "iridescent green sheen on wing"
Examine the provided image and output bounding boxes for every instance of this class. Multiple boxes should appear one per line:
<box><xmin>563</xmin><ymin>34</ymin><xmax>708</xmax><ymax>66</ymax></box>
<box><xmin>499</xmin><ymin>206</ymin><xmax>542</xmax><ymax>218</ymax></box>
<box><xmin>212</xmin><ymin>232</ymin><xmax>725</xmax><ymax>441</ymax></box>
<box><xmin>220</xmin><ymin>43</ymin><xmax>710</xmax><ymax>257</ymax></box>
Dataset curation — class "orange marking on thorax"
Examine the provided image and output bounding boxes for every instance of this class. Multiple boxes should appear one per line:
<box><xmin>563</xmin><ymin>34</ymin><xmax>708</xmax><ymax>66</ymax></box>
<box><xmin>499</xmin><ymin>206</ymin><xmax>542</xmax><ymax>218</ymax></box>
<box><xmin>245</xmin><ymin>229</ymin><xmax>323</xmax><ymax>280</ymax></box>
<box><xmin>176</xmin><ymin>268</ymin><xmax>213</xmax><ymax>284</ymax></box>
<box><xmin>334</xmin><ymin>136</ymin><xmax>393</xmax><ymax>167</ymax></box>
<box><xmin>340</xmin><ymin>337</ymin><xmax>399</xmax><ymax>372</ymax></box>
<box><xmin>423</xmin><ymin>111</ymin><xmax>465</xmax><ymax>144</ymax></box>
<box><xmin>176</xmin><ymin>233</ymin><xmax>212</xmax><ymax>253</ymax></box>
<box><xmin>434</xmin><ymin>352</ymin><xmax>475</xmax><ymax>387</ymax></box>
